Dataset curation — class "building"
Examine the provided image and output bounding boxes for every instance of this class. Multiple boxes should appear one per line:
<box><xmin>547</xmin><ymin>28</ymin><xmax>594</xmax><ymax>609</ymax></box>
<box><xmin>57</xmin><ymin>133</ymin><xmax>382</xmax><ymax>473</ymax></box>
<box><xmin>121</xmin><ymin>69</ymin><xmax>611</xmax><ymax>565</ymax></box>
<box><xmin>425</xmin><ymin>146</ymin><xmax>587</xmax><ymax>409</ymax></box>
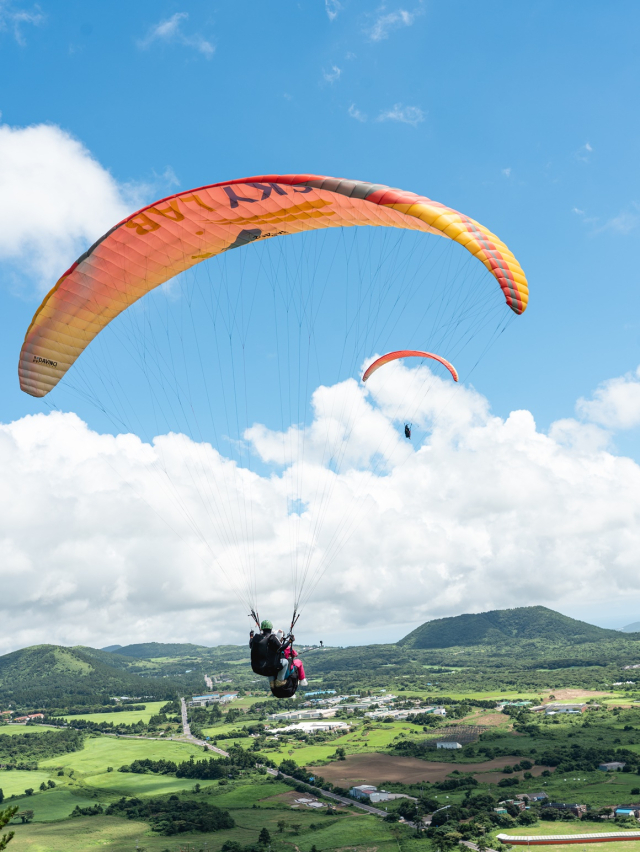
<box><xmin>615</xmin><ymin>806</ymin><xmax>640</xmax><ymax>818</ymax></box>
<box><xmin>189</xmin><ymin>693</ymin><xmax>238</xmax><ymax>707</ymax></box>
<box><xmin>543</xmin><ymin>803</ymin><xmax>587</xmax><ymax>817</ymax></box>
<box><xmin>12</xmin><ymin>713</ymin><xmax>44</xmax><ymax>722</ymax></box>
<box><xmin>599</xmin><ymin>762</ymin><xmax>626</xmax><ymax>771</ymax></box>
<box><xmin>349</xmin><ymin>785</ymin><xmax>391</xmax><ymax>803</ymax></box>
<box><xmin>544</xmin><ymin>703</ymin><xmax>588</xmax><ymax>715</ymax></box>
<box><xmin>268</xmin><ymin>721</ymin><xmax>349</xmax><ymax>734</ymax></box>
<box><xmin>268</xmin><ymin>708</ymin><xmax>337</xmax><ymax>722</ymax></box>
<box><xmin>365</xmin><ymin>709</ymin><xmax>414</xmax><ymax>720</ymax></box>
<box><xmin>499</xmin><ymin>799</ymin><xmax>526</xmax><ymax>811</ymax></box>
<box><xmin>437</xmin><ymin>741</ymin><xmax>462</xmax><ymax>749</ymax></box>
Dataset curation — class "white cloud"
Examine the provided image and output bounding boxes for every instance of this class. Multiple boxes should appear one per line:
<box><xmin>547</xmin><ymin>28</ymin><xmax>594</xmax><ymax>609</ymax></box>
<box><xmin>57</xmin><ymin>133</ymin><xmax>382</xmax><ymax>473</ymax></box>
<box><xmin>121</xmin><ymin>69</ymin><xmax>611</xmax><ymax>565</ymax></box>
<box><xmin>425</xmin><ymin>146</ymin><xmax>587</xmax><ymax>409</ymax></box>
<box><xmin>0</xmin><ymin>122</ymin><xmax>144</xmax><ymax>291</ymax></box>
<box><xmin>377</xmin><ymin>103</ymin><xmax>424</xmax><ymax>126</ymax></box>
<box><xmin>576</xmin><ymin>141</ymin><xmax>593</xmax><ymax>163</ymax></box>
<box><xmin>348</xmin><ymin>103</ymin><xmax>367</xmax><ymax>122</ymax></box>
<box><xmin>577</xmin><ymin>366</ymin><xmax>640</xmax><ymax>430</ymax></box>
<box><xmin>138</xmin><ymin>12</ymin><xmax>214</xmax><ymax>57</ymax></box>
<box><xmin>0</xmin><ymin>1</ymin><xmax>43</xmax><ymax>45</ymax></box>
<box><xmin>323</xmin><ymin>65</ymin><xmax>341</xmax><ymax>84</ymax></box>
<box><xmin>5</xmin><ymin>363</ymin><xmax>640</xmax><ymax>653</ymax></box>
<box><xmin>502</xmin><ymin>167</ymin><xmax>511</xmax><ymax>178</ymax></box>
<box><xmin>325</xmin><ymin>0</ymin><xmax>342</xmax><ymax>21</ymax></box>
<box><xmin>367</xmin><ymin>7</ymin><xmax>419</xmax><ymax>41</ymax></box>
<box><xmin>599</xmin><ymin>205</ymin><xmax>640</xmax><ymax>235</ymax></box>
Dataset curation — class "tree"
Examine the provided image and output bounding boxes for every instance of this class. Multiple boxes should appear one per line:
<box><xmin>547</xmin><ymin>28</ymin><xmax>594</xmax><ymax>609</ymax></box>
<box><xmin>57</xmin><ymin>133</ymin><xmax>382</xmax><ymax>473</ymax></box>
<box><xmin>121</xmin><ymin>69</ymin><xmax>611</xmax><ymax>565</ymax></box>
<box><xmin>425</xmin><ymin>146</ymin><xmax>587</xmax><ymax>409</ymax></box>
<box><xmin>0</xmin><ymin>792</ymin><xmax>3</xmax><ymax>805</ymax></box>
<box><xmin>277</xmin><ymin>820</ymin><xmax>286</xmax><ymax>833</ymax></box>
<box><xmin>24</xmin><ymin>790</ymin><xmax>33</xmax><ymax>797</ymax></box>
<box><xmin>0</xmin><ymin>805</ymin><xmax>18</xmax><ymax>850</ymax></box>
<box><xmin>47</xmin><ymin>781</ymin><xmax>55</xmax><ymax>789</ymax></box>
<box><xmin>477</xmin><ymin>837</ymin><xmax>489</xmax><ymax>852</ymax></box>
<box><xmin>258</xmin><ymin>827</ymin><xmax>271</xmax><ymax>845</ymax></box>
<box><xmin>39</xmin><ymin>783</ymin><xmax>46</xmax><ymax>792</ymax></box>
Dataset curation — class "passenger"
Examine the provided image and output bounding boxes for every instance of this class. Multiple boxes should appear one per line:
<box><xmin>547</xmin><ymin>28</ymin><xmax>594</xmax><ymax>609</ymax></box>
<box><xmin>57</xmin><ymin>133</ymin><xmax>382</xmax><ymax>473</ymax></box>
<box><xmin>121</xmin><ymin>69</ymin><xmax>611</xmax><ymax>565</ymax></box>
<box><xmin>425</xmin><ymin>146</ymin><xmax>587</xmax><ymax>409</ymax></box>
<box><xmin>284</xmin><ymin>644</ymin><xmax>308</xmax><ymax>687</ymax></box>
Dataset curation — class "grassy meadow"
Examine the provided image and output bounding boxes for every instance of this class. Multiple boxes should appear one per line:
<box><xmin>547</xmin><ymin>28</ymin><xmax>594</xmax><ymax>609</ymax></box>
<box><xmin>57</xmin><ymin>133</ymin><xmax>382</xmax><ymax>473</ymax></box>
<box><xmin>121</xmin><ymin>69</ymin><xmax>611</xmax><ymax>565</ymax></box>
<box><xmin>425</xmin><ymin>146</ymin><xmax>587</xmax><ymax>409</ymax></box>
<box><xmin>61</xmin><ymin>700</ymin><xmax>167</xmax><ymax>725</ymax></box>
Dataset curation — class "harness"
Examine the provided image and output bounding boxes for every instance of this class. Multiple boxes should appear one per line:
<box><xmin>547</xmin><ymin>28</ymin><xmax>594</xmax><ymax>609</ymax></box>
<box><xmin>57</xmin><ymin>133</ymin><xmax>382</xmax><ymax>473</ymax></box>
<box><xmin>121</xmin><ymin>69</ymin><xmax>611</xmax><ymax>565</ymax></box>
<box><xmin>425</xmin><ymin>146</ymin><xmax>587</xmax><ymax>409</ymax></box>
<box><xmin>249</xmin><ymin>608</ymin><xmax>301</xmax><ymax>683</ymax></box>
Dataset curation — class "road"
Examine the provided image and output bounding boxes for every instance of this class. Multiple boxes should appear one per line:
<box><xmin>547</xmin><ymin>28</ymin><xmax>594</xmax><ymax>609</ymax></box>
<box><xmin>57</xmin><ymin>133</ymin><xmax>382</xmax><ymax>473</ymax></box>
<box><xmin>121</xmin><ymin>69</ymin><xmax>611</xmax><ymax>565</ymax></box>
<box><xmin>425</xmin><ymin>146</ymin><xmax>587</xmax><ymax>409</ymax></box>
<box><xmin>176</xmin><ymin>697</ymin><xmax>425</xmax><ymax>821</ymax></box>
<box><xmin>180</xmin><ymin>696</ymin><xmax>230</xmax><ymax>757</ymax></box>
<box><xmin>204</xmin><ymin>674</ymin><xmax>214</xmax><ymax>689</ymax></box>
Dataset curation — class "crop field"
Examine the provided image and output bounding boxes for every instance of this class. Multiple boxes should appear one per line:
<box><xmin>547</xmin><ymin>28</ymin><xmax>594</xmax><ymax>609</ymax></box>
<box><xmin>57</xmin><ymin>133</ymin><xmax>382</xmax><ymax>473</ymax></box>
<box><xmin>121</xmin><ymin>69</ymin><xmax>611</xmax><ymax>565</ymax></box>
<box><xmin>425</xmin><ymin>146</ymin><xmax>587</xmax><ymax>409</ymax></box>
<box><xmin>61</xmin><ymin>700</ymin><xmax>167</xmax><ymax>725</ymax></box>
<box><xmin>308</xmin><ymin>753</ymin><xmax>525</xmax><ymax>784</ymax></box>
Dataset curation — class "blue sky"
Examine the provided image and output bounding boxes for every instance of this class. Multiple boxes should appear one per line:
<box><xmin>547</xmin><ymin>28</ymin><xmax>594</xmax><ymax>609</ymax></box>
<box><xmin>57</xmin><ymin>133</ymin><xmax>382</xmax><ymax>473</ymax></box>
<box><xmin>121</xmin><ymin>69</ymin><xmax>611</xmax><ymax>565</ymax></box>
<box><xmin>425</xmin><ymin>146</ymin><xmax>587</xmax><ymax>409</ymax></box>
<box><xmin>1</xmin><ymin>1</ymin><xmax>640</xmax><ymax>436</ymax></box>
<box><xmin>1</xmin><ymin>1</ymin><xmax>640</xmax><ymax>650</ymax></box>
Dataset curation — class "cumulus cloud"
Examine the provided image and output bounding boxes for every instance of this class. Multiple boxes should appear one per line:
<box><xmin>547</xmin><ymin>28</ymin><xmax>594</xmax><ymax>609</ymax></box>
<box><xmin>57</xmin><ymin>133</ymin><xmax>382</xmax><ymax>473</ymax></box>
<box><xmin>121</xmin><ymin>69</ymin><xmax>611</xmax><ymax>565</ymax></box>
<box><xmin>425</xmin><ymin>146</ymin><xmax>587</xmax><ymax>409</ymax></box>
<box><xmin>366</xmin><ymin>7</ymin><xmax>420</xmax><ymax>41</ymax></box>
<box><xmin>0</xmin><ymin>1</ymin><xmax>43</xmax><ymax>45</ymax></box>
<box><xmin>138</xmin><ymin>12</ymin><xmax>214</xmax><ymax>57</ymax></box>
<box><xmin>377</xmin><ymin>103</ymin><xmax>424</xmax><ymax>126</ymax></box>
<box><xmin>323</xmin><ymin>65</ymin><xmax>341</xmax><ymax>84</ymax></box>
<box><xmin>577</xmin><ymin>366</ymin><xmax>640</xmax><ymax>430</ymax></box>
<box><xmin>502</xmin><ymin>167</ymin><xmax>511</xmax><ymax>178</ymax></box>
<box><xmin>325</xmin><ymin>0</ymin><xmax>341</xmax><ymax>21</ymax></box>
<box><xmin>348</xmin><ymin>103</ymin><xmax>367</xmax><ymax>122</ymax></box>
<box><xmin>0</xmin><ymin>122</ymin><xmax>145</xmax><ymax>291</ymax></box>
<box><xmin>4</xmin><ymin>362</ymin><xmax>640</xmax><ymax>653</ymax></box>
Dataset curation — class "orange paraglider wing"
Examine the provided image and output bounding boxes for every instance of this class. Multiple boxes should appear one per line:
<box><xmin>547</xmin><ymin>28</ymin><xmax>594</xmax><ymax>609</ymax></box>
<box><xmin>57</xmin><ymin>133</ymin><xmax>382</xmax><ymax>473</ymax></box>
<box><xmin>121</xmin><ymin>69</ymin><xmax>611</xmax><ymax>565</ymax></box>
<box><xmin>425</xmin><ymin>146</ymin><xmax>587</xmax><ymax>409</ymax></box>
<box><xmin>19</xmin><ymin>174</ymin><xmax>527</xmax><ymax>398</ymax></box>
<box><xmin>362</xmin><ymin>350</ymin><xmax>459</xmax><ymax>383</ymax></box>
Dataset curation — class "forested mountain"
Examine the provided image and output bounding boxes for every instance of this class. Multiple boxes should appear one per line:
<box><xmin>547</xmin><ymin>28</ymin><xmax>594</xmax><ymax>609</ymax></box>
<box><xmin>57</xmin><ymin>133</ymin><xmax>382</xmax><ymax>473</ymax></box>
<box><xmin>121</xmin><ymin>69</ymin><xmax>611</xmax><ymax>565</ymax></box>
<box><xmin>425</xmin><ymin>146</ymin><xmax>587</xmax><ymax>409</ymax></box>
<box><xmin>399</xmin><ymin>605</ymin><xmax>625</xmax><ymax>649</ymax></box>
<box><xmin>113</xmin><ymin>642</ymin><xmax>211</xmax><ymax>659</ymax></box>
<box><xmin>0</xmin><ymin>644</ymin><xmax>198</xmax><ymax>707</ymax></box>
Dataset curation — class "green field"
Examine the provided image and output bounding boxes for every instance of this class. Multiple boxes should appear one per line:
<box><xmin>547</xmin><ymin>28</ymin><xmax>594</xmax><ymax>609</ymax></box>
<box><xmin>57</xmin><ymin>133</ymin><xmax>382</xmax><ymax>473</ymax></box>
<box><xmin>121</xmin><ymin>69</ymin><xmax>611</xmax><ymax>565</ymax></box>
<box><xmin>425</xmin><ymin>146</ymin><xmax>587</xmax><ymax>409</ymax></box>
<box><xmin>496</xmin><ymin>821</ymin><xmax>640</xmax><ymax>852</ymax></box>
<box><xmin>0</xmin><ymin>725</ymin><xmax>55</xmax><ymax>735</ymax></box>
<box><xmin>5</xmin><ymin>778</ymin><xmax>403</xmax><ymax>852</ymax></box>
<box><xmin>85</xmin><ymin>770</ymin><xmax>203</xmax><ymax>796</ymax></box>
<box><xmin>0</xmin><ymin>769</ymin><xmax>55</xmax><ymax>797</ymax></box>
<box><xmin>38</xmin><ymin>733</ymin><xmax>205</xmax><ymax>774</ymax></box>
<box><xmin>5</xmin><ymin>788</ymin><xmax>105</xmax><ymax>822</ymax></box>
<box><xmin>61</xmin><ymin>700</ymin><xmax>167</xmax><ymax>725</ymax></box>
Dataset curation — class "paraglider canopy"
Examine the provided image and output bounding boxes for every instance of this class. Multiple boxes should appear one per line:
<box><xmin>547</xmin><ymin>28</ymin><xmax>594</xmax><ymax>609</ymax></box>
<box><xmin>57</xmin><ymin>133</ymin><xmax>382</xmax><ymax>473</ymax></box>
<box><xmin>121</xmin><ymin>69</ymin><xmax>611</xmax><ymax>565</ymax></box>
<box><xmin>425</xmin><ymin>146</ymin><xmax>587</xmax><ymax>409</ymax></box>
<box><xmin>362</xmin><ymin>350</ymin><xmax>459</xmax><ymax>383</ymax></box>
<box><xmin>19</xmin><ymin>173</ymin><xmax>527</xmax><ymax>398</ymax></box>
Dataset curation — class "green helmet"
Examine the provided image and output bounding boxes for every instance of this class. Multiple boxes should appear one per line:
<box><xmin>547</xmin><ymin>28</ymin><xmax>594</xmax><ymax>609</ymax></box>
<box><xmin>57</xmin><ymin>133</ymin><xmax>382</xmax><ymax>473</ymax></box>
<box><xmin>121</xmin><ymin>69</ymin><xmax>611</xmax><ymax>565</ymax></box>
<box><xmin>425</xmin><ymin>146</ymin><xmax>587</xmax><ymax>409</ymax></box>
<box><xmin>260</xmin><ymin>619</ymin><xmax>273</xmax><ymax>630</ymax></box>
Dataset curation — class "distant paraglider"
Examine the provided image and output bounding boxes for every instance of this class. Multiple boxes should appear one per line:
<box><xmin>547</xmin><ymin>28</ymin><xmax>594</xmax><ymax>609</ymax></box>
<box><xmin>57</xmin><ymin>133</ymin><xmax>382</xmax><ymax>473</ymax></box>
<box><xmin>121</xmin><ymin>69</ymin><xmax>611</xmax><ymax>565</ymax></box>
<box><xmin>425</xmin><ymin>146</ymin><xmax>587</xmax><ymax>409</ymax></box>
<box><xmin>362</xmin><ymin>350</ymin><xmax>459</xmax><ymax>384</ymax></box>
<box><xmin>404</xmin><ymin>424</ymin><xmax>412</xmax><ymax>440</ymax></box>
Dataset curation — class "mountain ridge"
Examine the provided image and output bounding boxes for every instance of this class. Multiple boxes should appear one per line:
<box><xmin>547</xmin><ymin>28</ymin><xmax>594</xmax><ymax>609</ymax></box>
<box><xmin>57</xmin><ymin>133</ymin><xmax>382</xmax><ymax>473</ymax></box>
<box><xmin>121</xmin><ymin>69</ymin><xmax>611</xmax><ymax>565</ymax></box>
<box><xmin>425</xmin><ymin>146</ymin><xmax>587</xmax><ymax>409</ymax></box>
<box><xmin>398</xmin><ymin>605</ymin><xmax>626</xmax><ymax>649</ymax></box>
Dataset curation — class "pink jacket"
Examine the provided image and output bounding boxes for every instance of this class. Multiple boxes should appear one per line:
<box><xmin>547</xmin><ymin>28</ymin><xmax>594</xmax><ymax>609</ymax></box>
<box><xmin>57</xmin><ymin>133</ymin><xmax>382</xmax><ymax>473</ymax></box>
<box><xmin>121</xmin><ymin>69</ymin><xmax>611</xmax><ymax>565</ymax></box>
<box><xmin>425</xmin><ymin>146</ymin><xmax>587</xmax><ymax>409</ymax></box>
<box><xmin>284</xmin><ymin>646</ymin><xmax>305</xmax><ymax>681</ymax></box>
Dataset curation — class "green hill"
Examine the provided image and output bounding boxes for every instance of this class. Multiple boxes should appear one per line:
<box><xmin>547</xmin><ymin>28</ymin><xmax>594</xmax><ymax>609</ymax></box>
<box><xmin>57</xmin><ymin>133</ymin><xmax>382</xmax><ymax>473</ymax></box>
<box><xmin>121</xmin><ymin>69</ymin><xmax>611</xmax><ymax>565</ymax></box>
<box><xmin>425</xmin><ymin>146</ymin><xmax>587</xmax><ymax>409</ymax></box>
<box><xmin>114</xmin><ymin>642</ymin><xmax>211</xmax><ymax>659</ymax></box>
<box><xmin>0</xmin><ymin>645</ymin><xmax>192</xmax><ymax>707</ymax></box>
<box><xmin>398</xmin><ymin>605</ymin><xmax>622</xmax><ymax>649</ymax></box>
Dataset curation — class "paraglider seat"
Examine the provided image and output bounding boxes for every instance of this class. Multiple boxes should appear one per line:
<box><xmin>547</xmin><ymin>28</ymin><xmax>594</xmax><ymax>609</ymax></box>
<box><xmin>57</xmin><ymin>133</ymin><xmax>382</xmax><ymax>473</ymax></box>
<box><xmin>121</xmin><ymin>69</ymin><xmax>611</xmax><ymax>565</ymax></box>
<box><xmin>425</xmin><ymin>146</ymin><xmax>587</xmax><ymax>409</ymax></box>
<box><xmin>270</xmin><ymin>664</ymin><xmax>299</xmax><ymax>699</ymax></box>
